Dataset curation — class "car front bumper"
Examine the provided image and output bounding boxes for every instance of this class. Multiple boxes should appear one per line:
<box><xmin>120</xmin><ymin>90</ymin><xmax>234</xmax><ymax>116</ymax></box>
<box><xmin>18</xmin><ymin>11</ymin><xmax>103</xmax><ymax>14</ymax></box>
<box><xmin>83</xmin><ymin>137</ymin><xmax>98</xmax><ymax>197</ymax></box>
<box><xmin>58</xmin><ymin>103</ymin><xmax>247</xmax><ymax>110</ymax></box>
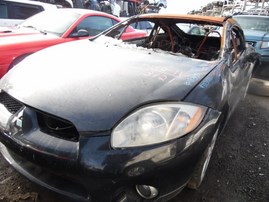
<box><xmin>260</xmin><ymin>55</ymin><xmax>269</xmax><ymax>63</ymax></box>
<box><xmin>253</xmin><ymin>43</ymin><xmax>269</xmax><ymax>63</ymax></box>
<box><xmin>0</xmin><ymin>106</ymin><xmax>221</xmax><ymax>202</ymax></box>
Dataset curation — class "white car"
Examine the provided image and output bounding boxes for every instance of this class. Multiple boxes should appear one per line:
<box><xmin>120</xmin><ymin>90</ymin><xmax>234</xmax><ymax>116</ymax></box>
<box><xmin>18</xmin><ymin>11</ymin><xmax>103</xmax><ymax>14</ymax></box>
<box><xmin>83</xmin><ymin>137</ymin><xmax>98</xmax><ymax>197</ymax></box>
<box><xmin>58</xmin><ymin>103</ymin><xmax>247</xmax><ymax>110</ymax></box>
<box><xmin>0</xmin><ymin>0</ymin><xmax>58</xmax><ymax>27</ymax></box>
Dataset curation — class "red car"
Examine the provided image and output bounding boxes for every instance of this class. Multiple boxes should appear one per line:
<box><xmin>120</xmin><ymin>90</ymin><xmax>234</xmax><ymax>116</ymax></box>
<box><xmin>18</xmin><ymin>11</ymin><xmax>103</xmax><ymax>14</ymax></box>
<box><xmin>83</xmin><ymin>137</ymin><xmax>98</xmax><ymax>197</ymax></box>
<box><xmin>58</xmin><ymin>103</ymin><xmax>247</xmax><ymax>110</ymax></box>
<box><xmin>0</xmin><ymin>8</ymin><xmax>146</xmax><ymax>78</ymax></box>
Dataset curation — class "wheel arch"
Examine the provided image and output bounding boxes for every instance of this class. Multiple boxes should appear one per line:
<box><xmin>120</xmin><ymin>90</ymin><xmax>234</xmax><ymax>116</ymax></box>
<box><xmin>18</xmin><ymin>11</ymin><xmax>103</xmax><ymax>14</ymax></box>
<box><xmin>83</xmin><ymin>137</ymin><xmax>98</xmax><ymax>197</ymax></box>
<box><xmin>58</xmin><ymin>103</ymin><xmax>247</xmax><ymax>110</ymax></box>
<box><xmin>8</xmin><ymin>53</ymin><xmax>33</xmax><ymax>71</ymax></box>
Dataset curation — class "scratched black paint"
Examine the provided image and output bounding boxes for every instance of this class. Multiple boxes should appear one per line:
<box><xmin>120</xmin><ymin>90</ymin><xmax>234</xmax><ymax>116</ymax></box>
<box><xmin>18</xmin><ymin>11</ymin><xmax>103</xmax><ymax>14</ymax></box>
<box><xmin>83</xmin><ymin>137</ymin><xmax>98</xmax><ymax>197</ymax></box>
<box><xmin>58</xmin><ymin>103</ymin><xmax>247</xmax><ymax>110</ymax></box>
<box><xmin>0</xmin><ymin>14</ymin><xmax>258</xmax><ymax>202</ymax></box>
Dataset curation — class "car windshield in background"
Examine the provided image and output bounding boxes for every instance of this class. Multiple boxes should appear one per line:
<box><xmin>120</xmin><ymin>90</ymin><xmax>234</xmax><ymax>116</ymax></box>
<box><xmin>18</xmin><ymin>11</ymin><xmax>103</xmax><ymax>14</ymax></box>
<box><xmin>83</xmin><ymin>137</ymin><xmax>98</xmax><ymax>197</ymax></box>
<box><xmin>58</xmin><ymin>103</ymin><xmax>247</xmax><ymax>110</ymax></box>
<box><xmin>177</xmin><ymin>23</ymin><xmax>222</xmax><ymax>36</ymax></box>
<box><xmin>177</xmin><ymin>23</ymin><xmax>207</xmax><ymax>35</ymax></box>
<box><xmin>130</xmin><ymin>20</ymin><xmax>153</xmax><ymax>34</ymax></box>
<box><xmin>19</xmin><ymin>10</ymin><xmax>80</xmax><ymax>36</ymax></box>
<box><xmin>234</xmin><ymin>16</ymin><xmax>269</xmax><ymax>32</ymax></box>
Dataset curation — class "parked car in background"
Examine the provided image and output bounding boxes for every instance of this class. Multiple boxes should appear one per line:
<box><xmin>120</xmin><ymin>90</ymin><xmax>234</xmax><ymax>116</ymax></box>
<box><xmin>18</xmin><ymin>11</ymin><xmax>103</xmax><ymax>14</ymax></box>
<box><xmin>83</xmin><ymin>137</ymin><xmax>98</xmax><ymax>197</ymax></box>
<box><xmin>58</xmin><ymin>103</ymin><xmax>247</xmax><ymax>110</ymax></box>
<box><xmin>130</xmin><ymin>19</ymin><xmax>153</xmax><ymax>33</ymax></box>
<box><xmin>177</xmin><ymin>24</ymin><xmax>207</xmax><ymax>35</ymax></box>
<box><xmin>121</xmin><ymin>17</ymin><xmax>153</xmax><ymax>35</ymax></box>
<box><xmin>0</xmin><ymin>8</ymin><xmax>146</xmax><ymax>78</ymax></box>
<box><xmin>0</xmin><ymin>0</ymin><xmax>58</xmax><ymax>27</ymax></box>
<box><xmin>233</xmin><ymin>15</ymin><xmax>269</xmax><ymax>96</ymax></box>
<box><xmin>0</xmin><ymin>14</ymin><xmax>257</xmax><ymax>202</ymax></box>
<box><xmin>233</xmin><ymin>15</ymin><xmax>269</xmax><ymax>64</ymax></box>
<box><xmin>148</xmin><ymin>0</ymin><xmax>167</xmax><ymax>8</ymax></box>
<box><xmin>186</xmin><ymin>25</ymin><xmax>206</xmax><ymax>35</ymax></box>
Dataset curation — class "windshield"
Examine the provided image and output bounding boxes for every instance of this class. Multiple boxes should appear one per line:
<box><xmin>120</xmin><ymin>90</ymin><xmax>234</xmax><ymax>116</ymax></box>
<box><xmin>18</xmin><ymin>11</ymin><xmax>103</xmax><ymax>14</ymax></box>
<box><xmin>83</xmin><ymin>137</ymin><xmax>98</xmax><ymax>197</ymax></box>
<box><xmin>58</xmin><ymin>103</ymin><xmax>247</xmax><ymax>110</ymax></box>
<box><xmin>96</xmin><ymin>18</ymin><xmax>222</xmax><ymax>61</ymax></box>
<box><xmin>19</xmin><ymin>10</ymin><xmax>81</xmax><ymax>36</ymax></box>
<box><xmin>234</xmin><ymin>16</ymin><xmax>269</xmax><ymax>32</ymax></box>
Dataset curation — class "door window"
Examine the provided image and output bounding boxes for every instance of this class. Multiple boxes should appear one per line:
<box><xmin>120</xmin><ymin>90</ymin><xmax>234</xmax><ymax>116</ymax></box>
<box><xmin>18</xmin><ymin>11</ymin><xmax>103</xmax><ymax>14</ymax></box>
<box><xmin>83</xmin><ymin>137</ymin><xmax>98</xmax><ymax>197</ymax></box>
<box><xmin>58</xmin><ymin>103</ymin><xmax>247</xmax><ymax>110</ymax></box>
<box><xmin>230</xmin><ymin>26</ymin><xmax>245</xmax><ymax>63</ymax></box>
<box><xmin>76</xmin><ymin>16</ymin><xmax>118</xmax><ymax>36</ymax></box>
<box><xmin>0</xmin><ymin>2</ymin><xmax>8</xmax><ymax>18</ymax></box>
<box><xmin>9</xmin><ymin>3</ymin><xmax>42</xmax><ymax>19</ymax></box>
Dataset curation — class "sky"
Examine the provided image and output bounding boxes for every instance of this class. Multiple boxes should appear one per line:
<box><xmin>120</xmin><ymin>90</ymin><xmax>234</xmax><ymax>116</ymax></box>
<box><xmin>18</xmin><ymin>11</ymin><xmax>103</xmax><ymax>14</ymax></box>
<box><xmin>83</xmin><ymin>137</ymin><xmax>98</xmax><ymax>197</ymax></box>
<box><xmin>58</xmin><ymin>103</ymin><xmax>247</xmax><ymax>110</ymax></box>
<box><xmin>161</xmin><ymin>0</ymin><xmax>214</xmax><ymax>14</ymax></box>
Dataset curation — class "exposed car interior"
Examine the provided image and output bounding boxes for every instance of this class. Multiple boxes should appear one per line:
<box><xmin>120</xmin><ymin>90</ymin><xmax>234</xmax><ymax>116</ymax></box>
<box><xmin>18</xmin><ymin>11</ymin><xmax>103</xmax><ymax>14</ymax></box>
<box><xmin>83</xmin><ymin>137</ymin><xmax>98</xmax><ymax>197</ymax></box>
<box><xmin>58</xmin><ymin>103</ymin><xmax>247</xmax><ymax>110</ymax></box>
<box><xmin>105</xmin><ymin>18</ymin><xmax>222</xmax><ymax>61</ymax></box>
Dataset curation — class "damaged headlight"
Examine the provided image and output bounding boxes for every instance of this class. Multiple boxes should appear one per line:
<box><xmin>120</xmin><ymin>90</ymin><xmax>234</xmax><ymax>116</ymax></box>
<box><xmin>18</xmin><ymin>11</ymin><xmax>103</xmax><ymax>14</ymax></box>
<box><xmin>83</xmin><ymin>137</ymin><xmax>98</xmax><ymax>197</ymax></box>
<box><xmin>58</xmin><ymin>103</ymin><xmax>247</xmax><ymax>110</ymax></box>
<box><xmin>111</xmin><ymin>103</ymin><xmax>207</xmax><ymax>148</ymax></box>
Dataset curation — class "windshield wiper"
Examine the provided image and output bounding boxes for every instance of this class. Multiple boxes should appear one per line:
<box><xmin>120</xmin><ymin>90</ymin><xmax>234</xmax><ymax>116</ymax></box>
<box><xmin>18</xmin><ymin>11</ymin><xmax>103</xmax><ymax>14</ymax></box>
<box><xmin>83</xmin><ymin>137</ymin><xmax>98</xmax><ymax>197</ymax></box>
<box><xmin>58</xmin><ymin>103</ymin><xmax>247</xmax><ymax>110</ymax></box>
<box><xmin>21</xmin><ymin>25</ymin><xmax>47</xmax><ymax>34</ymax></box>
<box><xmin>22</xmin><ymin>25</ymin><xmax>36</xmax><ymax>29</ymax></box>
<box><xmin>38</xmin><ymin>29</ymin><xmax>47</xmax><ymax>35</ymax></box>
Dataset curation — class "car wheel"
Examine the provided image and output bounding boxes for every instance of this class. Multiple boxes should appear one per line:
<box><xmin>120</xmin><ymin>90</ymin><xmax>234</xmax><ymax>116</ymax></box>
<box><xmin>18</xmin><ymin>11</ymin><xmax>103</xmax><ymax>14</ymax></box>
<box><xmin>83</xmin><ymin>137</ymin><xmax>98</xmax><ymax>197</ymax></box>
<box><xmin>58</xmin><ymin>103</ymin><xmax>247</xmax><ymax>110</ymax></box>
<box><xmin>187</xmin><ymin>129</ymin><xmax>218</xmax><ymax>189</ymax></box>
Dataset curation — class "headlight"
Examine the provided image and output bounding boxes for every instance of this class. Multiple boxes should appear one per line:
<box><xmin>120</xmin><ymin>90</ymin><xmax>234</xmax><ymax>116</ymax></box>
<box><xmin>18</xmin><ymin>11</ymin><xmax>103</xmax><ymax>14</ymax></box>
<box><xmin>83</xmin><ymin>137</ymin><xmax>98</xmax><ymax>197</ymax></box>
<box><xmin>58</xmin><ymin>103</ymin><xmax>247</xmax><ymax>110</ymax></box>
<box><xmin>261</xmin><ymin>41</ymin><xmax>269</xmax><ymax>49</ymax></box>
<box><xmin>111</xmin><ymin>103</ymin><xmax>207</xmax><ymax>148</ymax></box>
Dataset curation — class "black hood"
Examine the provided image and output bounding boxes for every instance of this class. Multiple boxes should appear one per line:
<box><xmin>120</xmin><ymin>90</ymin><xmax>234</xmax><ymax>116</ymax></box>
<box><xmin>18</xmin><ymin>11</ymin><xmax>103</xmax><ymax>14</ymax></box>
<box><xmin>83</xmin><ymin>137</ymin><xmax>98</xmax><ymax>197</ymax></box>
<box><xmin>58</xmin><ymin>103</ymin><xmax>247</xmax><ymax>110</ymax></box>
<box><xmin>0</xmin><ymin>38</ymin><xmax>217</xmax><ymax>131</ymax></box>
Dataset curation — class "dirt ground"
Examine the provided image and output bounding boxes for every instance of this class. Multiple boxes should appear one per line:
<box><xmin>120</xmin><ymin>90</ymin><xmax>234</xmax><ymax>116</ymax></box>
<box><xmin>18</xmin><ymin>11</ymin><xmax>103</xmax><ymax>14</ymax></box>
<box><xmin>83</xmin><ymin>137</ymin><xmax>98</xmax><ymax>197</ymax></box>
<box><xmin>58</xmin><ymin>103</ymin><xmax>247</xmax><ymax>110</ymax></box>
<box><xmin>0</xmin><ymin>92</ymin><xmax>268</xmax><ymax>202</ymax></box>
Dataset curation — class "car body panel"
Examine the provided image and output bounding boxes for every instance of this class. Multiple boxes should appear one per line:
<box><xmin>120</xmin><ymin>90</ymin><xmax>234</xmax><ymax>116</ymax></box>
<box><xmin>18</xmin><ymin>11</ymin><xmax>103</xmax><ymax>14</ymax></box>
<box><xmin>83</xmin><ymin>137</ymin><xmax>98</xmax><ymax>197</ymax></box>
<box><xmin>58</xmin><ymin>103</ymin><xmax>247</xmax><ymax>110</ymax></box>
<box><xmin>0</xmin><ymin>27</ymin><xmax>41</xmax><ymax>36</ymax></box>
<box><xmin>0</xmin><ymin>33</ymin><xmax>62</xmax><ymax>44</ymax></box>
<box><xmin>135</xmin><ymin>13</ymin><xmax>230</xmax><ymax>24</ymax></box>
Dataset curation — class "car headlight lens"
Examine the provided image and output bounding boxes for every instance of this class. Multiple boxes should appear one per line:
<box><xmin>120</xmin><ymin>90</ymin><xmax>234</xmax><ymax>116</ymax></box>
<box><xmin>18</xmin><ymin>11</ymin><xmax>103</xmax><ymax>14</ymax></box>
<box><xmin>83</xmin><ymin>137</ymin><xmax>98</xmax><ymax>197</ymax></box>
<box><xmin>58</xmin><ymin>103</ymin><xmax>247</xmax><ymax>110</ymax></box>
<box><xmin>111</xmin><ymin>103</ymin><xmax>207</xmax><ymax>148</ymax></box>
<box><xmin>261</xmin><ymin>41</ymin><xmax>269</xmax><ymax>49</ymax></box>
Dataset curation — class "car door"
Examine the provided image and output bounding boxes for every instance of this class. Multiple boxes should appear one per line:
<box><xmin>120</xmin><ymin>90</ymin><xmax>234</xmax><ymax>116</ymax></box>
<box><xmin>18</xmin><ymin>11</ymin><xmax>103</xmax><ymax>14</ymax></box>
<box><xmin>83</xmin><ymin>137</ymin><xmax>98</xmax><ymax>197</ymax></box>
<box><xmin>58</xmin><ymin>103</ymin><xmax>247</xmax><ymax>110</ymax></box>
<box><xmin>227</xmin><ymin>25</ymin><xmax>253</xmax><ymax>113</ymax></box>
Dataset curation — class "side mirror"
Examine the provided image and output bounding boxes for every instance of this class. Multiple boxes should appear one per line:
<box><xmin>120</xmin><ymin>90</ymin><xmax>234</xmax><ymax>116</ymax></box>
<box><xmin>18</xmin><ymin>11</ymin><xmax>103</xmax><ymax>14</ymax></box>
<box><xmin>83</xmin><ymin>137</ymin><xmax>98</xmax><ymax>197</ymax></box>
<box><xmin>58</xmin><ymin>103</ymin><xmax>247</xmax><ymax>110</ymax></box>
<box><xmin>70</xmin><ymin>29</ymin><xmax>89</xmax><ymax>38</ymax></box>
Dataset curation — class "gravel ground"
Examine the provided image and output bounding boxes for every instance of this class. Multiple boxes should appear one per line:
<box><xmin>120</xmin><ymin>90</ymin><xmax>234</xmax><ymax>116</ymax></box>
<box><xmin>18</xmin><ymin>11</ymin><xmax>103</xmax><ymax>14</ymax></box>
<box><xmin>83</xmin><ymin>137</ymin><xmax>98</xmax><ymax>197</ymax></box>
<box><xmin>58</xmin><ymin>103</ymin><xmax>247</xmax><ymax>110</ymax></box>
<box><xmin>0</xmin><ymin>92</ymin><xmax>268</xmax><ymax>202</ymax></box>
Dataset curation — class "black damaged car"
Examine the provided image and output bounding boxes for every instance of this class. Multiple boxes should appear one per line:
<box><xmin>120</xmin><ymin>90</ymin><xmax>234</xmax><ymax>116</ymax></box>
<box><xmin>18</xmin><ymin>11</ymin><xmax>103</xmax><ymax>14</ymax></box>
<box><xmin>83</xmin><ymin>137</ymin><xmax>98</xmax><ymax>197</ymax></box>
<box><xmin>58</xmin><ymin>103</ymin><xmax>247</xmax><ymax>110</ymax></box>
<box><xmin>0</xmin><ymin>14</ymin><xmax>258</xmax><ymax>202</ymax></box>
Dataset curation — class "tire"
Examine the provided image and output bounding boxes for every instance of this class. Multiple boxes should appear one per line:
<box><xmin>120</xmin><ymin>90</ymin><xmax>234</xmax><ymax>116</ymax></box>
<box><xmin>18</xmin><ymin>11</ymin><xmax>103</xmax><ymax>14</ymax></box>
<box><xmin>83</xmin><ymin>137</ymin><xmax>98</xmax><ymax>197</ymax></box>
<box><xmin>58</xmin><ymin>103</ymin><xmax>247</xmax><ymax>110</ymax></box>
<box><xmin>187</xmin><ymin>129</ymin><xmax>218</xmax><ymax>189</ymax></box>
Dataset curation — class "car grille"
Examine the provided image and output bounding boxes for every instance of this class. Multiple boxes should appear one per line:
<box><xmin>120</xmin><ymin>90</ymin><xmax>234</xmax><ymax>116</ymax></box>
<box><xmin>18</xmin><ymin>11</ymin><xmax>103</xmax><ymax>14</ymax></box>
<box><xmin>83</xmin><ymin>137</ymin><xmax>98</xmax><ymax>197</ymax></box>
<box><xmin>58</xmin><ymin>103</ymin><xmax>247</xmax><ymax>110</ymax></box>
<box><xmin>0</xmin><ymin>91</ymin><xmax>23</xmax><ymax>114</ymax></box>
<box><xmin>36</xmin><ymin>111</ymin><xmax>79</xmax><ymax>142</ymax></box>
<box><xmin>0</xmin><ymin>91</ymin><xmax>79</xmax><ymax>142</ymax></box>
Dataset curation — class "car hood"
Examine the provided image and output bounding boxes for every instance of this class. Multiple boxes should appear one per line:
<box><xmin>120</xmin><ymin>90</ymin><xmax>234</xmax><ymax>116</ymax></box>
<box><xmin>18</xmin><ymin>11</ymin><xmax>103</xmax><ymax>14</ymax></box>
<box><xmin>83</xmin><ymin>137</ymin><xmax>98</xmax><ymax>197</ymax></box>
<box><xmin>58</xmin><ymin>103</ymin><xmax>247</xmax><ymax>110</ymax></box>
<box><xmin>0</xmin><ymin>27</ymin><xmax>40</xmax><ymax>36</ymax></box>
<box><xmin>243</xmin><ymin>29</ymin><xmax>269</xmax><ymax>41</ymax></box>
<box><xmin>0</xmin><ymin>39</ymin><xmax>217</xmax><ymax>131</ymax></box>
<box><xmin>0</xmin><ymin>28</ymin><xmax>59</xmax><ymax>44</ymax></box>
